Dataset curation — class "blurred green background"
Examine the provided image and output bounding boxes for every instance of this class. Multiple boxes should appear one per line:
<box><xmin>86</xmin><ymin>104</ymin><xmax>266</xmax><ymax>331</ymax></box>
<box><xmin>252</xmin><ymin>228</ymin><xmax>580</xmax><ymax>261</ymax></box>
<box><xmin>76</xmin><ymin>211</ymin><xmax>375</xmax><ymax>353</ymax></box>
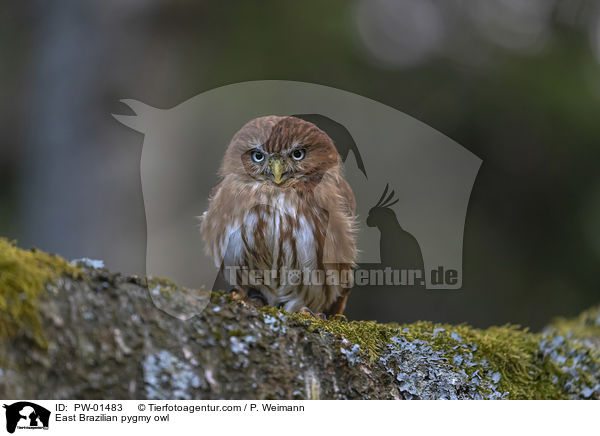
<box><xmin>1</xmin><ymin>0</ymin><xmax>599</xmax><ymax>329</ymax></box>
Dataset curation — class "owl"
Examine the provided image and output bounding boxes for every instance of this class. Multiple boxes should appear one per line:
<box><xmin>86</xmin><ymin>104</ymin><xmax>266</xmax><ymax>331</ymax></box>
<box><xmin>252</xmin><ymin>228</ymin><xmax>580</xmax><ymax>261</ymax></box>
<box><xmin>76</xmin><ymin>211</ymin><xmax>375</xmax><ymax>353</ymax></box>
<box><xmin>200</xmin><ymin>116</ymin><xmax>357</xmax><ymax>315</ymax></box>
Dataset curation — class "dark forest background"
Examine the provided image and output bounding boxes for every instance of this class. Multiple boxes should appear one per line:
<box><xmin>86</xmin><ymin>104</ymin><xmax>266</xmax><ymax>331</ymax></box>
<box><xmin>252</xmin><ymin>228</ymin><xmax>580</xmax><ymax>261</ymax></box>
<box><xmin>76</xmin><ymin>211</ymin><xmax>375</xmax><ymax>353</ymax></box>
<box><xmin>1</xmin><ymin>0</ymin><xmax>599</xmax><ymax>329</ymax></box>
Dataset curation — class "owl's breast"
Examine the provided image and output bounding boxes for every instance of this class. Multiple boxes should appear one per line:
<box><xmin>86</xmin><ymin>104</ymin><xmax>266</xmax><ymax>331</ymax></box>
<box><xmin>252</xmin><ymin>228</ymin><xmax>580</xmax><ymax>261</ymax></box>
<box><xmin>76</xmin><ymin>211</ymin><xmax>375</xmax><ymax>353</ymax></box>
<box><xmin>220</xmin><ymin>194</ymin><xmax>319</xmax><ymax>280</ymax></box>
<box><xmin>239</xmin><ymin>195</ymin><xmax>318</xmax><ymax>272</ymax></box>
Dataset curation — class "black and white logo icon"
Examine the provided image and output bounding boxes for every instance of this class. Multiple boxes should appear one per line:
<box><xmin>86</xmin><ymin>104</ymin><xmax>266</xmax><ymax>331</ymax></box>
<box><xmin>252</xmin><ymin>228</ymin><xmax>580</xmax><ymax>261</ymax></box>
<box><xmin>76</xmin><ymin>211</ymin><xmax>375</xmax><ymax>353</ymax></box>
<box><xmin>3</xmin><ymin>402</ymin><xmax>50</xmax><ymax>434</ymax></box>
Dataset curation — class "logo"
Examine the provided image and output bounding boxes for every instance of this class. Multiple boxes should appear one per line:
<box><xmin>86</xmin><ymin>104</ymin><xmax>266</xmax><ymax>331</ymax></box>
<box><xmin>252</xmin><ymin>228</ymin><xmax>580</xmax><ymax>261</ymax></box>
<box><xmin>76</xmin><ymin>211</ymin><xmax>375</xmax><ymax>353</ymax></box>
<box><xmin>3</xmin><ymin>402</ymin><xmax>50</xmax><ymax>434</ymax></box>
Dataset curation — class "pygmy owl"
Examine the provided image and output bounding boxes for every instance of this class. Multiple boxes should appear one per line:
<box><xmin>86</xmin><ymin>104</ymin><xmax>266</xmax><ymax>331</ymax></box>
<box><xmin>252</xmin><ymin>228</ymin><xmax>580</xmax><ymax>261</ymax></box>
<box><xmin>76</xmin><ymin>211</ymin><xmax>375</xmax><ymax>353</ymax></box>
<box><xmin>200</xmin><ymin>116</ymin><xmax>357</xmax><ymax>315</ymax></box>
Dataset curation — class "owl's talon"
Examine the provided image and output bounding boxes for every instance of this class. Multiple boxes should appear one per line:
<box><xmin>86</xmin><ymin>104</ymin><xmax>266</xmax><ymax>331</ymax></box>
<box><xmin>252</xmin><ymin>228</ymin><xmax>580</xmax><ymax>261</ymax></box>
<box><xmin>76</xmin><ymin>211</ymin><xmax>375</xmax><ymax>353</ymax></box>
<box><xmin>299</xmin><ymin>307</ymin><xmax>326</xmax><ymax>319</ymax></box>
<box><xmin>247</xmin><ymin>288</ymin><xmax>267</xmax><ymax>307</ymax></box>
<box><xmin>228</xmin><ymin>288</ymin><xmax>243</xmax><ymax>300</ymax></box>
<box><xmin>299</xmin><ymin>306</ymin><xmax>314</xmax><ymax>316</ymax></box>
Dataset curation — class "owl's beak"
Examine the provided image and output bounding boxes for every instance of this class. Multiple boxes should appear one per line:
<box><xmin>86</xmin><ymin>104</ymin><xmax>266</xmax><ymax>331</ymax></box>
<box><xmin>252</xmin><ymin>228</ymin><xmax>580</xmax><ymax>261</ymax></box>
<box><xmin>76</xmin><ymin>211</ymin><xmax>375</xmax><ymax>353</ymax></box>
<box><xmin>269</xmin><ymin>159</ymin><xmax>284</xmax><ymax>184</ymax></box>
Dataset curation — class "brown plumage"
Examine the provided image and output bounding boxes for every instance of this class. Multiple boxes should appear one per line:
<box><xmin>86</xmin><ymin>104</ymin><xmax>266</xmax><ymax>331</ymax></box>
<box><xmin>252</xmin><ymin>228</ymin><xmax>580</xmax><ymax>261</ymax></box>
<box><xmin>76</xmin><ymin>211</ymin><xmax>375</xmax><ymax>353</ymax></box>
<box><xmin>200</xmin><ymin>116</ymin><xmax>357</xmax><ymax>315</ymax></box>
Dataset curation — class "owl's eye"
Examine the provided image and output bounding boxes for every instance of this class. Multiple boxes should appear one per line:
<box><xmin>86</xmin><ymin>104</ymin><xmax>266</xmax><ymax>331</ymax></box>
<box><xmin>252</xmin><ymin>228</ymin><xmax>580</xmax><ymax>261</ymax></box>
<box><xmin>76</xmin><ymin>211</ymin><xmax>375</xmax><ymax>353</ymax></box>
<box><xmin>251</xmin><ymin>150</ymin><xmax>265</xmax><ymax>163</ymax></box>
<box><xmin>291</xmin><ymin>149</ymin><xmax>306</xmax><ymax>161</ymax></box>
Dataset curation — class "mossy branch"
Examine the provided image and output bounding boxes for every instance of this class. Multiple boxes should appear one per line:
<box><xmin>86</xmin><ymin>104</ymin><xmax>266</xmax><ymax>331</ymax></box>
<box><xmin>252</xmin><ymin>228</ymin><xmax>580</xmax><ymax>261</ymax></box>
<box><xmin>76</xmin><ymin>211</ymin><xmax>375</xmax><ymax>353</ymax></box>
<box><xmin>0</xmin><ymin>238</ymin><xmax>598</xmax><ymax>399</ymax></box>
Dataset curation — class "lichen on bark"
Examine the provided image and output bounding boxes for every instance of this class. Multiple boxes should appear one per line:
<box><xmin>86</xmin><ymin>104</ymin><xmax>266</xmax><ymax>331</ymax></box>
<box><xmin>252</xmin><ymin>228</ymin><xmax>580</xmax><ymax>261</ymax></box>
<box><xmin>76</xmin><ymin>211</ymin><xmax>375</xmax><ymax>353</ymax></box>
<box><xmin>0</xmin><ymin>238</ymin><xmax>598</xmax><ymax>399</ymax></box>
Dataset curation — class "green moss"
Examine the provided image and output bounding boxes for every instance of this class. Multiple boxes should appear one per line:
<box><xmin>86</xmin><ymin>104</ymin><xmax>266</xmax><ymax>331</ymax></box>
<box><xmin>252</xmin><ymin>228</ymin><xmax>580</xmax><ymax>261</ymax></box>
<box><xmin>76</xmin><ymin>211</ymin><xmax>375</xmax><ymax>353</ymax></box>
<box><xmin>145</xmin><ymin>277</ymin><xmax>179</xmax><ymax>295</ymax></box>
<box><xmin>548</xmin><ymin>305</ymin><xmax>600</xmax><ymax>339</ymax></box>
<box><xmin>259</xmin><ymin>307</ymin><xmax>573</xmax><ymax>399</ymax></box>
<box><xmin>227</xmin><ymin>329</ymin><xmax>244</xmax><ymax>337</ymax></box>
<box><xmin>540</xmin><ymin>306</ymin><xmax>600</xmax><ymax>399</ymax></box>
<box><xmin>261</xmin><ymin>307</ymin><xmax>403</xmax><ymax>360</ymax></box>
<box><xmin>210</xmin><ymin>290</ymin><xmax>234</xmax><ymax>304</ymax></box>
<box><xmin>399</xmin><ymin>322</ymin><xmax>566</xmax><ymax>399</ymax></box>
<box><xmin>0</xmin><ymin>238</ymin><xmax>80</xmax><ymax>347</ymax></box>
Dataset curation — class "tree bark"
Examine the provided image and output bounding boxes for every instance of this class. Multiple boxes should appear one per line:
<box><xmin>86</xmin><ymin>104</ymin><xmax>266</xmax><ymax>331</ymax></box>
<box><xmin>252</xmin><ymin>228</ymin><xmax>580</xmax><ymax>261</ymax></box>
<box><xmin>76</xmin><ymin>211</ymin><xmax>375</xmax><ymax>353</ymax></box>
<box><xmin>0</xmin><ymin>248</ymin><xmax>599</xmax><ymax>400</ymax></box>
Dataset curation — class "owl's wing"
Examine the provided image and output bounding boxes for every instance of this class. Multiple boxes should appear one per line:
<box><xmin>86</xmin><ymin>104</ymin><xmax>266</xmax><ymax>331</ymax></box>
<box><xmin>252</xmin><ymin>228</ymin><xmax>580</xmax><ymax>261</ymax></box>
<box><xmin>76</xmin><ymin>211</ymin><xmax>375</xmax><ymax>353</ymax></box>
<box><xmin>338</xmin><ymin>177</ymin><xmax>356</xmax><ymax>216</ymax></box>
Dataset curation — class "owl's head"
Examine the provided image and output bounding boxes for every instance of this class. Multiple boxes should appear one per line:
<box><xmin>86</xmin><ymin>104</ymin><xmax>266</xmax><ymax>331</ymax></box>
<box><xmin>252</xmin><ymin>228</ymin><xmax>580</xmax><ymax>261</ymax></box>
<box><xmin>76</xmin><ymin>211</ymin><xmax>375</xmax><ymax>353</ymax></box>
<box><xmin>221</xmin><ymin>116</ymin><xmax>340</xmax><ymax>188</ymax></box>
